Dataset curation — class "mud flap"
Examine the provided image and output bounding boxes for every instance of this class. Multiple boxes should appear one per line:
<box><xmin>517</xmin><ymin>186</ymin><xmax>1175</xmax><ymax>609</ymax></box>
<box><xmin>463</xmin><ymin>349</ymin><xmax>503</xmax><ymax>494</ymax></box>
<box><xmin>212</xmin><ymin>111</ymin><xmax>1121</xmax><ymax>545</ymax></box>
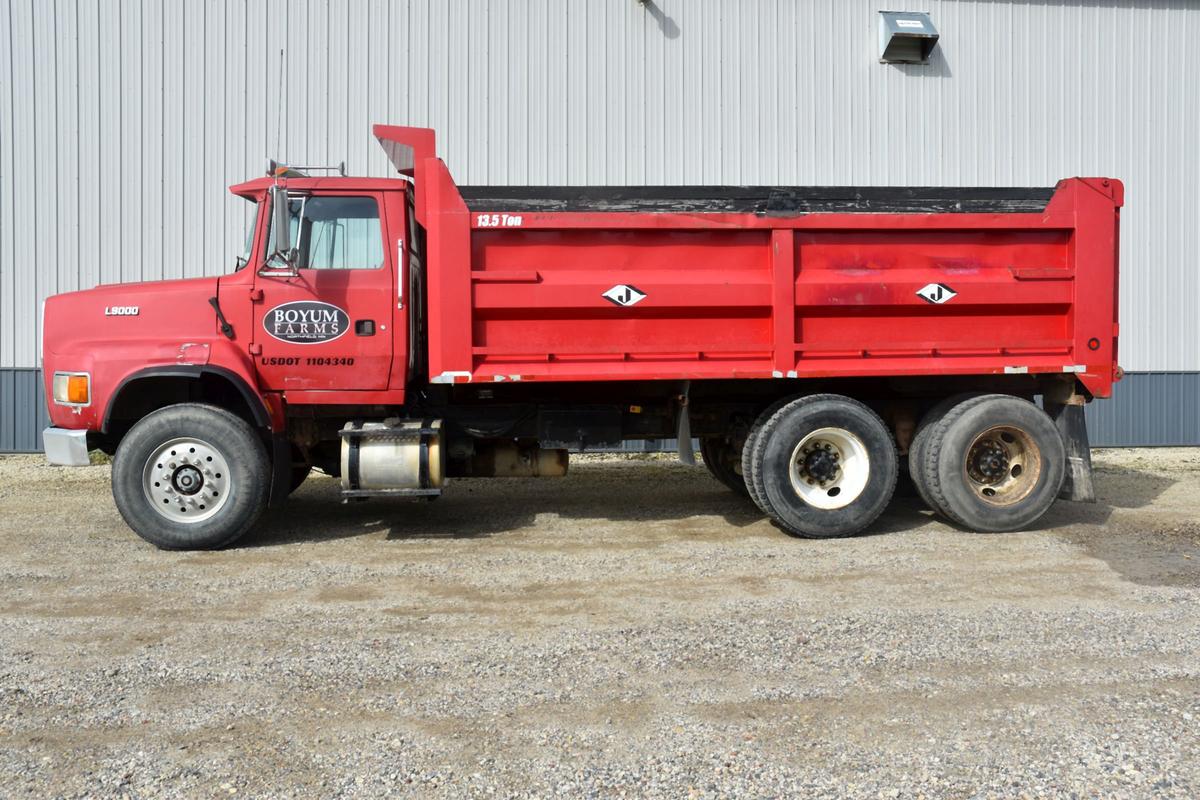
<box><xmin>676</xmin><ymin>381</ymin><xmax>695</xmax><ymax>465</ymax></box>
<box><xmin>268</xmin><ymin>433</ymin><xmax>291</xmax><ymax>507</ymax></box>
<box><xmin>1045</xmin><ymin>401</ymin><xmax>1095</xmax><ymax>503</ymax></box>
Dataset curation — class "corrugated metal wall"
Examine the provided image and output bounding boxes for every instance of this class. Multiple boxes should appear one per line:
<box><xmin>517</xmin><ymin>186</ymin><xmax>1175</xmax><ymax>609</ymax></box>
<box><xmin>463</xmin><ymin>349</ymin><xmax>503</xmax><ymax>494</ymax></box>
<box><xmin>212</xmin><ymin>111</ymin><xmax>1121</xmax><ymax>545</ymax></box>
<box><xmin>2</xmin><ymin>0</ymin><xmax>1198</xmax><ymax>449</ymax></box>
<box><xmin>1085</xmin><ymin>372</ymin><xmax>1200</xmax><ymax>447</ymax></box>
<box><xmin>0</xmin><ymin>370</ymin><xmax>48</xmax><ymax>452</ymax></box>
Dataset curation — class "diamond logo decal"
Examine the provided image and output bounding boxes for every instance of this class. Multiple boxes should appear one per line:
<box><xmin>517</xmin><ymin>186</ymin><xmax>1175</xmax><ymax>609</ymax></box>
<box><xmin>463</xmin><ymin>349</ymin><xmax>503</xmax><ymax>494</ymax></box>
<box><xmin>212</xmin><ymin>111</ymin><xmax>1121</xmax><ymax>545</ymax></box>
<box><xmin>916</xmin><ymin>283</ymin><xmax>957</xmax><ymax>304</ymax></box>
<box><xmin>602</xmin><ymin>284</ymin><xmax>647</xmax><ymax>307</ymax></box>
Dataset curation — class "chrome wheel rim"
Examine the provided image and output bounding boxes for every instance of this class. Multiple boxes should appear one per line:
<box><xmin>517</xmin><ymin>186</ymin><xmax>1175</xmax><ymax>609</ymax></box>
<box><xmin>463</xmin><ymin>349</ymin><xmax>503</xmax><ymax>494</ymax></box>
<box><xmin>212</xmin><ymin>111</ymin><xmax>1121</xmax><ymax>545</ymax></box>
<box><xmin>788</xmin><ymin>427</ymin><xmax>870</xmax><ymax>510</ymax></box>
<box><xmin>963</xmin><ymin>425</ymin><xmax>1041</xmax><ymax>505</ymax></box>
<box><xmin>142</xmin><ymin>437</ymin><xmax>232</xmax><ymax>523</ymax></box>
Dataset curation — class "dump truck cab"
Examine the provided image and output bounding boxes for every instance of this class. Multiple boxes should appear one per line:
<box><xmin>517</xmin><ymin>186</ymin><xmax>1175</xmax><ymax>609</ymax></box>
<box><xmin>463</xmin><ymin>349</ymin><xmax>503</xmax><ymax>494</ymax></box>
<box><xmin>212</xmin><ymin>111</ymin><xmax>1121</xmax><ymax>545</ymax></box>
<box><xmin>222</xmin><ymin>174</ymin><xmax>416</xmax><ymax>401</ymax></box>
<box><xmin>41</xmin><ymin>171</ymin><xmax>418</xmax><ymax>454</ymax></box>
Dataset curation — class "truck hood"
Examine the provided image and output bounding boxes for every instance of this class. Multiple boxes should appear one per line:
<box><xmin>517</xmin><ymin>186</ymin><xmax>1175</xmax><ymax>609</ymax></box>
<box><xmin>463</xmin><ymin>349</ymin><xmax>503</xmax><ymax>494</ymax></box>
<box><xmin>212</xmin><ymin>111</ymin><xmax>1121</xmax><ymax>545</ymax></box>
<box><xmin>43</xmin><ymin>276</ymin><xmax>222</xmax><ymax>358</ymax></box>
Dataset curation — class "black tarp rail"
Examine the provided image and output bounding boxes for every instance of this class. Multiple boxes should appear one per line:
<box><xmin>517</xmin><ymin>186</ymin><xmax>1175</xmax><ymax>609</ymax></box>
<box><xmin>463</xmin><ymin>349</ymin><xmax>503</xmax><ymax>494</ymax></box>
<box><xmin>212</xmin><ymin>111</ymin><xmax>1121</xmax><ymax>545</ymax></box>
<box><xmin>458</xmin><ymin>185</ymin><xmax>1055</xmax><ymax>215</ymax></box>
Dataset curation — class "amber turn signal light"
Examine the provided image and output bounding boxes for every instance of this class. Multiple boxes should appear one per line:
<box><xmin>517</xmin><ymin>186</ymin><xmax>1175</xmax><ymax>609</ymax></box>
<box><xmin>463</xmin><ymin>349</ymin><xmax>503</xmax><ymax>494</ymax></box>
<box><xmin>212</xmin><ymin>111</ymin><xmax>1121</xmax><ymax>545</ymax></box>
<box><xmin>52</xmin><ymin>372</ymin><xmax>90</xmax><ymax>406</ymax></box>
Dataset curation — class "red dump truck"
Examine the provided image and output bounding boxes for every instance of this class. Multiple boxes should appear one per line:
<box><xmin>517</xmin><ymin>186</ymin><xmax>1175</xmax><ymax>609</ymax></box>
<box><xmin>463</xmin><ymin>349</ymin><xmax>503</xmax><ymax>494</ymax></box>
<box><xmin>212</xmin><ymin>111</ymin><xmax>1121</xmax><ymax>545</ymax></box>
<box><xmin>41</xmin><ymin>125</ymin><xmax>1122</xmax><ymax>549</ymax></box>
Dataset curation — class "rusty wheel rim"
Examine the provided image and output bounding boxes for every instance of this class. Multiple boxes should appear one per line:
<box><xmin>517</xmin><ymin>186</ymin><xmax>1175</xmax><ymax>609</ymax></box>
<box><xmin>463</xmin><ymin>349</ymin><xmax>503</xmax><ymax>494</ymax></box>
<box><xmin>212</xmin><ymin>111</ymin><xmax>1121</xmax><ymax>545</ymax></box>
<box><xmin>962</xmin><ymin>425</ymin><xmax>1041</xmax><ymax>506</ymax></box>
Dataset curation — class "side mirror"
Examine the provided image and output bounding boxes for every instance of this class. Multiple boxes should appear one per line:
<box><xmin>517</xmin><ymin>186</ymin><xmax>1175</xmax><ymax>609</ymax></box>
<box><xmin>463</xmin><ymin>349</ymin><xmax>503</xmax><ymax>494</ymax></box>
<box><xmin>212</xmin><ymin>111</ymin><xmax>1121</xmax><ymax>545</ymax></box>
<box><xmin>262</xmin><ymin>186</ymin><xmax>299</xmax><ymax>276</ymax></box>
<box><xmin>272</xmin><ymin>185</ymin><xmax>293</xmax><ymax>255</ymax></box>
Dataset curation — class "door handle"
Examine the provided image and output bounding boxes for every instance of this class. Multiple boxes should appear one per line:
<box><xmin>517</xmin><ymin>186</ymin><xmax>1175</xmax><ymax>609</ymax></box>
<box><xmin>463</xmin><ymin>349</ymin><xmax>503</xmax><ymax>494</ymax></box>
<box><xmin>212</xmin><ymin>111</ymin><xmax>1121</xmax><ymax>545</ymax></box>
<box><xmin>355</xmin><ymin>319</ymin><xmax>376</xmax><ymax>336</ymax></box>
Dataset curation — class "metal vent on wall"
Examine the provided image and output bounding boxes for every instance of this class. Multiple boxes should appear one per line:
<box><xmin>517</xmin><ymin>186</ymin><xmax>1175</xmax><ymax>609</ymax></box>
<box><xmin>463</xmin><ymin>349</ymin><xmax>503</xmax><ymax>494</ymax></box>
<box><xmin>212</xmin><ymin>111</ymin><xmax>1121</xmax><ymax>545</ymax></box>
<box><xmin>879</xmin><ymin>11</ymin><xmax>938</xmax><ymax>64</ymax></box>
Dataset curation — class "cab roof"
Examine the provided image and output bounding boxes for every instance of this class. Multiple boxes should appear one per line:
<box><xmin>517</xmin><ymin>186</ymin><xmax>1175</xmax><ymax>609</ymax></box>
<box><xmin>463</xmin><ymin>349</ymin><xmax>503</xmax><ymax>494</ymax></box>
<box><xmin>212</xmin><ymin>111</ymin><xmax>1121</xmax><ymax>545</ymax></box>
<box><xmin>228</xmin><ymin>175</ymin><xmax>408</xmax><ymax>200</ymax></box>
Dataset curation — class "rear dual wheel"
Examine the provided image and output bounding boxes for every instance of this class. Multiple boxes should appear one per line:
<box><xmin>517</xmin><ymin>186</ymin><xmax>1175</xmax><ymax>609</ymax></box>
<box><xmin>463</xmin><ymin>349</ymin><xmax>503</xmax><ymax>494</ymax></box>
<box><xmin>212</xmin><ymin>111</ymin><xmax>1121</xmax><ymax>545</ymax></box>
<box><xmin>915</xmin><ymin>394</ymin><xmax>1065</xmax><ymax>532</ymax></box>
<box><xmin>742</xmin><ymin>396</ymin><xmax>794</xmax><ymax>514</ymax></box>
<box><xmin>744</xmin><ymin>394</ymin><xmax>898</xmax><ymax>538</ymax></box>
<box><xmin>908</xmin><ymin>392</ymin><xmax>981</xmax><ymax>512</ymax></box>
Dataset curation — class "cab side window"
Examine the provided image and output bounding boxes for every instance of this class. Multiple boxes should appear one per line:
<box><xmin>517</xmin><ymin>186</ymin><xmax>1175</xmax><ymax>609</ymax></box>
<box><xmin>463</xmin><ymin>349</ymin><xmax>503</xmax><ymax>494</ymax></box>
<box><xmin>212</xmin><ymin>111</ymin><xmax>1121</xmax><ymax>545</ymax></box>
<box><xmin>266</xmin><ymin>195</ymin><xmax>384</xmax><ymax>270</ymax></box>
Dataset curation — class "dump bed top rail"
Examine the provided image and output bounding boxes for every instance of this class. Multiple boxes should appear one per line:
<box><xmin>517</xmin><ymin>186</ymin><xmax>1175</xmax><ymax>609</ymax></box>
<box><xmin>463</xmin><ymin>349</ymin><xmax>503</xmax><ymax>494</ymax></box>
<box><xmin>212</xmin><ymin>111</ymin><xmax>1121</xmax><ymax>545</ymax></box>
<box><xmin>457</xmin><ymin>185</ymin><xmax>1056</xmax><ymax>215</ymax></box>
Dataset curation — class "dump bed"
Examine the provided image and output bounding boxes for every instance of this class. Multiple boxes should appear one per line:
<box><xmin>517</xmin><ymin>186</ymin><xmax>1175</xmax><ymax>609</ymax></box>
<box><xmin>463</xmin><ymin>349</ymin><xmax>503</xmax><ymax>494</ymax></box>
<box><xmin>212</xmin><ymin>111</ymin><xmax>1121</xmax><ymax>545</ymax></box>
<box><xmin>380</xmin><ymin>127</ymin><xmax>1121</xmax><ymax>399</ymax></box>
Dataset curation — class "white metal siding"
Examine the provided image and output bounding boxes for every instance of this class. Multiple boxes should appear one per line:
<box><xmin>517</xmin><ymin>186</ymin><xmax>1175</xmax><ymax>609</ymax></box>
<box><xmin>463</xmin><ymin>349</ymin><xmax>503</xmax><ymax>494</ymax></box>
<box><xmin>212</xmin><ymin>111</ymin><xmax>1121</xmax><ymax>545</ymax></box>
<box><xmin>1</xmin><ymin>0</ymin><xmax>1198</xmax><ymax>374</ymax></box>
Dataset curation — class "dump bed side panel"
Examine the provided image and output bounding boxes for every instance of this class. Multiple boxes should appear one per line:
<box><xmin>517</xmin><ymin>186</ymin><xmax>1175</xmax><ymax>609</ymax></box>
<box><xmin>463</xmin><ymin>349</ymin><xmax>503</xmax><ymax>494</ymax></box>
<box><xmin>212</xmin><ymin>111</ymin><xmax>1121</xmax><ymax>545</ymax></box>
<box><xmin>421</xmin><ymin>165</ymin><xmax>1120</xmax><ymax>398</ymax></box>
<box><xmin>470</xmin><ymin>228</ymin><xmax>774</xmax><ymax>379</ymax></box>
<box><xmin>792</xmin><ymin>229</ymin><xmax>1071</xmax><ymax>364</ymax></box>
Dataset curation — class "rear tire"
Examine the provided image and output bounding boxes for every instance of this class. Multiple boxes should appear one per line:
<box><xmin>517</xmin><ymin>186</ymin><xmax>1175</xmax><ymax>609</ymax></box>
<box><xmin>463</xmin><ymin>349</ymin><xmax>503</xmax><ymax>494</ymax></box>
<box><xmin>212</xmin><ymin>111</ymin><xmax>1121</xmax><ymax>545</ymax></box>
<box><xmin>923</xmin><ymin>394</ymin><xmax>1065</xmax><ymax>532</ymax></box>
<box><xmin>742</xmin><ymin>396</ymin><xmax>796</xmax><ymax>514</ymax></box>
<box><xmin>700</xmin><ymin>437</ymin><xmax>749</xmax><ymax>496</ymax></box>
<box><xmin>753</xmin><ymin>394</ymin><xmax>898</xmax><ymax>539</ymax></box>
<box><xmin>111</xmin><ymin>403</ymin><xmax>270</xmax><ymax>550</ymax></box>
<box><xmin>908</xmin><ymin>393</ymin><xmax>981</xmax><ymax>513</ymax></box>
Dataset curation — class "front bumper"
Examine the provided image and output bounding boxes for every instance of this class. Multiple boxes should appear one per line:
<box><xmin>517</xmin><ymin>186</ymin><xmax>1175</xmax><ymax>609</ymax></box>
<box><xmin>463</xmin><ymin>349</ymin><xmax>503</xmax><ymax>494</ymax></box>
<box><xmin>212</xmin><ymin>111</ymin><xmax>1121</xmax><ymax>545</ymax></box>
<box><xmin>43</xmin><ymin>427</ymin><xmax>91</xmax><ymax>466</ymax></box>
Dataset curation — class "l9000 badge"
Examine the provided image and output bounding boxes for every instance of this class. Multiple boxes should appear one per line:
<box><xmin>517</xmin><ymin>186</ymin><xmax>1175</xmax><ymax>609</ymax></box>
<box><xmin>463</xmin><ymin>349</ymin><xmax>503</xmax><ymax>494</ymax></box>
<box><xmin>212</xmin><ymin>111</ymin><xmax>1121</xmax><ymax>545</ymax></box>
<box><xmin>263</xmin><ymin>300</ymin><xmax>350</xmax><ymax>344</ymax></box>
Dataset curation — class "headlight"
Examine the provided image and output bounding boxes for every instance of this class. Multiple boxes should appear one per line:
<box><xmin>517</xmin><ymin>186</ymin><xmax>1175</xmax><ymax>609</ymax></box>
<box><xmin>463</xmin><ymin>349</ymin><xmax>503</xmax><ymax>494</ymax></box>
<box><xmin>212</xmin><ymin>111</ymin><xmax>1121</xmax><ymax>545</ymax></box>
<box><xmin>52</xmin><ymin>372</ymin><xmax>91</xmax><ymax>406</ymax></box>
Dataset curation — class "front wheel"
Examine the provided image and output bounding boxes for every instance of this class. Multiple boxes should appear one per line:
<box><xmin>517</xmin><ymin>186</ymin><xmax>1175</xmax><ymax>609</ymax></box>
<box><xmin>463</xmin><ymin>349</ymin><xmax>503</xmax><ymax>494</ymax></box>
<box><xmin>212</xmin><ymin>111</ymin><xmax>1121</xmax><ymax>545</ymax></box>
<box><xmin>111</xmin><ymin>404</ymin><xmax>270</xmax><ymax>549</ymax></box>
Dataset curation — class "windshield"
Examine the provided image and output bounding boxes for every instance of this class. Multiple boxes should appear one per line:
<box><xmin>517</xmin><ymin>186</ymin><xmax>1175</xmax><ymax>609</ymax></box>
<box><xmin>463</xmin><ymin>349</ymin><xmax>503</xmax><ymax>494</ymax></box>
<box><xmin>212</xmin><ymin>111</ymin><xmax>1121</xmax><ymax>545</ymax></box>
<box><xmin>234</xmin><ymin>199</ymin><xmax>260</xmax><ymax>271</ymax></box>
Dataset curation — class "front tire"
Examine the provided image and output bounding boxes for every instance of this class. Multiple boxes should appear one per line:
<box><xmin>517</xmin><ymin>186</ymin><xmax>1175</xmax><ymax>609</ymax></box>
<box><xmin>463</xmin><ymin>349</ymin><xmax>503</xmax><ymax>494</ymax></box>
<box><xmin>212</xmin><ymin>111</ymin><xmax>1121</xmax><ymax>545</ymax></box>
<box><xmin>753</xmin><ymin>394</ymin><xmax>898</xmax><ymax>539</ymax></box>
<box><xmin>111</xmin><ymin>404</ymin><xmax>270</xmax><ymax>549</ymax></box>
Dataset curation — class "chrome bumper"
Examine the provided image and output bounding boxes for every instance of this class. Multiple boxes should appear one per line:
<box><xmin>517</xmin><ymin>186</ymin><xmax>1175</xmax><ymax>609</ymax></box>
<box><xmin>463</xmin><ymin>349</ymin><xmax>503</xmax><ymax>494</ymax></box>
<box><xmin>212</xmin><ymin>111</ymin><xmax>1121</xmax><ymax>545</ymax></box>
<box><xmin>43</xmin><ymin>427</ymin><xmax>91</xmax><ymax>466</ymax></box>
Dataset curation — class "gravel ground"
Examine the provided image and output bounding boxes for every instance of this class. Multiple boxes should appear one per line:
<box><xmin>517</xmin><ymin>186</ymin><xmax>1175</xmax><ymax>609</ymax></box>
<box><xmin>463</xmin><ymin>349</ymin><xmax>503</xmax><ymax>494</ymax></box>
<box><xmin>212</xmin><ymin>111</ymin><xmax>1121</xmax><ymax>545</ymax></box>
<box><xmin>1</xmin><ymin>448</ymin><xmax>1199</xmax><ymax>798</ymax></box>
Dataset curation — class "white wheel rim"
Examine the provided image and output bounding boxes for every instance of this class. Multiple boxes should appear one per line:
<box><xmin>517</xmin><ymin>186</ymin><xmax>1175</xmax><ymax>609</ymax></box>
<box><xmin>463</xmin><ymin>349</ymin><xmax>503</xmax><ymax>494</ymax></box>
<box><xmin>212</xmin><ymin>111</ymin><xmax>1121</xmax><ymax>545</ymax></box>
<box><xmin>142</xmin><ymin>437</ymin><xmax>233</xmax><ymax>524</ymax></box>
<box><xmin>788</xmin><ymin>427</ymin><xmax>870</xmax><ymax>510</ymax></box>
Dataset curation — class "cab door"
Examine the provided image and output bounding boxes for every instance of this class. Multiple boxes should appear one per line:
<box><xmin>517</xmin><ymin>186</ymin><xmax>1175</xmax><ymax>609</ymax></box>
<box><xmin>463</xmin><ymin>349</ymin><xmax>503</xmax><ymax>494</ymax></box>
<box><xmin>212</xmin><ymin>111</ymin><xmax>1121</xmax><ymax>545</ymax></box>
<box><xmin>252</xmin><ymin>192</ymin><xmax>395</xmax><ymax>391</ymax></box>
